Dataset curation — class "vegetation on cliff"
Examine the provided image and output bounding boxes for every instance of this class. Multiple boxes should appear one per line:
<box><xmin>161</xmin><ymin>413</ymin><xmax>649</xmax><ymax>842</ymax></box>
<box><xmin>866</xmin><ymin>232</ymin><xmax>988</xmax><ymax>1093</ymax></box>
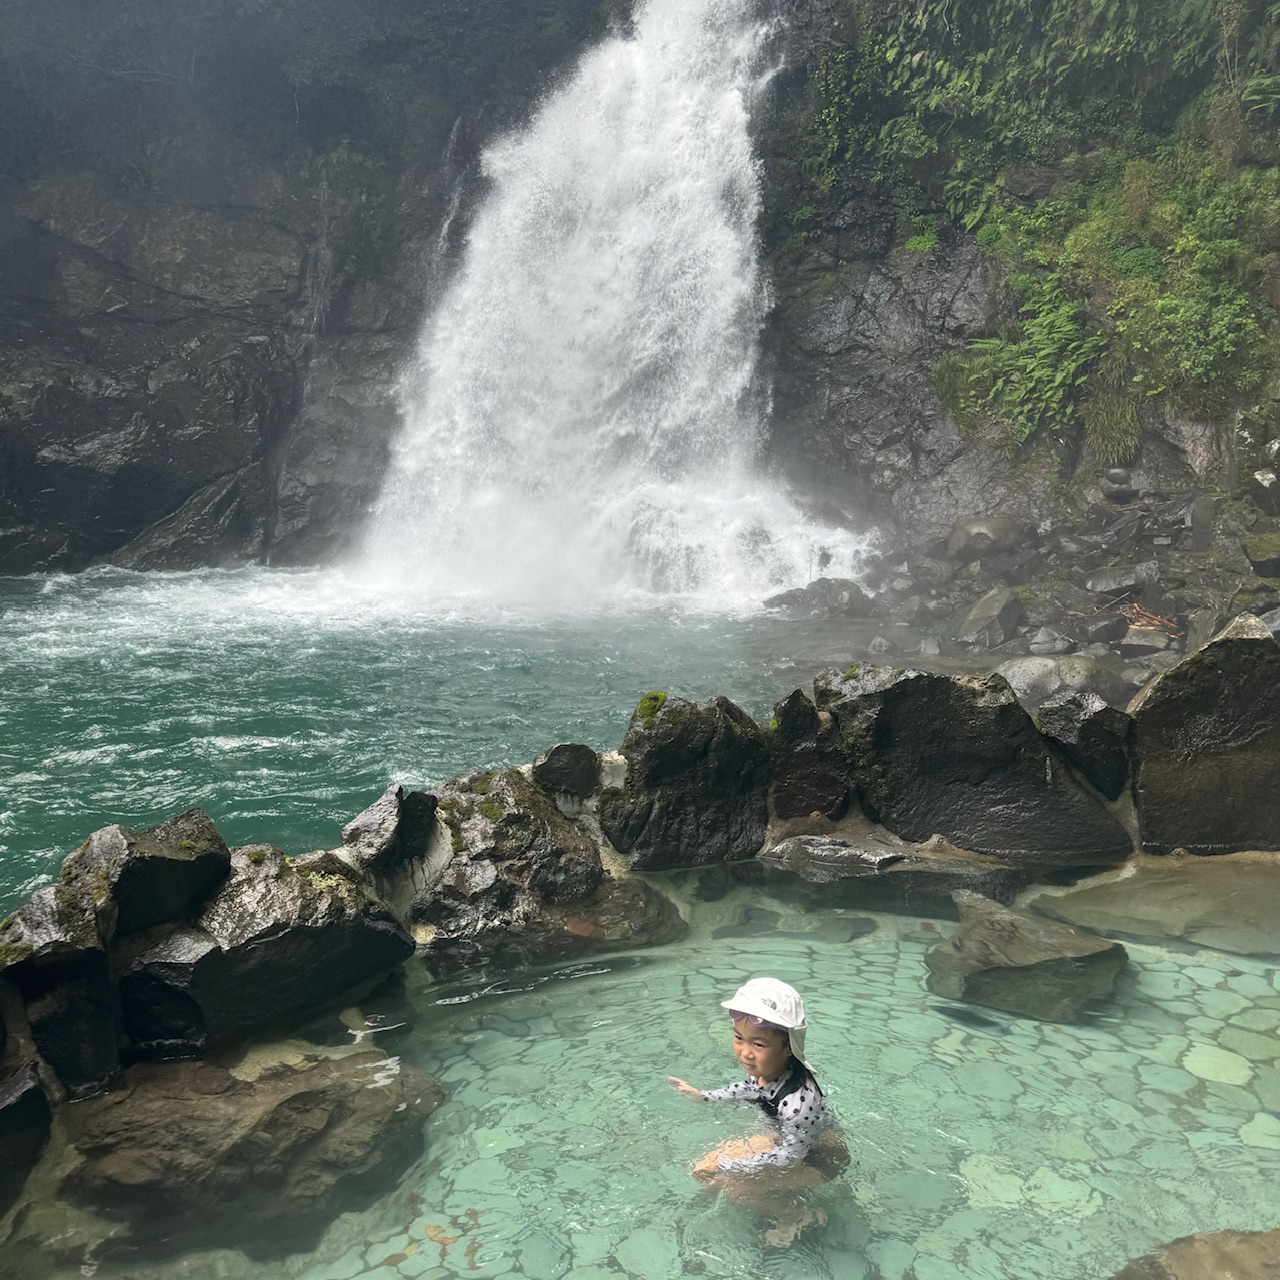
<box><xmin>801</xmin><ymin>0</ymin><xmax>1280</xmax><ymax>461</ymax></box>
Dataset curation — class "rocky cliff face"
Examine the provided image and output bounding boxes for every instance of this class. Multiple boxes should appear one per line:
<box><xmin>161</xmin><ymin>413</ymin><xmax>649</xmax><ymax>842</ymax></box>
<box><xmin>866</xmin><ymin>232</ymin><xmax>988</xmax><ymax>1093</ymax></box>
<box><xmin>0</xmin><ymin>0</ymin><xmax>621</xmax><ymax>574</ymax></box>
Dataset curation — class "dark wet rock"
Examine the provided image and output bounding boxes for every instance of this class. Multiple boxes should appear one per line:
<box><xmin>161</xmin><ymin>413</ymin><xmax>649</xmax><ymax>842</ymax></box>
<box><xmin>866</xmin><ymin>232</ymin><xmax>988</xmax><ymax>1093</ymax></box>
<box><xmin>1037</xmin><ymin>692</ymin><xmax>1133</xmax><ymax>801</ymax></box>
<box><xmin>945</xmin><ymin>516</ymin><xmax>1028</xmax><ymax>560</ymax></box>
<box><xmin>532</xmin><ymin>743</ymin><xmax>602</xmax><ymax>798</ymax></box>
<box><xmin>1129</xmin><ymin>614</ymin><xmax>1280</xmax><ymax>855</ymax></box>
<box><xmin>57</xmin><ymin>1048</ymin><xmax>440</xmax><ymax>1262</ymax></box>
<box><xmin>814</xmin><ymin>664</ymin><xmax>1132</xmax><ymax>868</ymax></box>
<box><xmin>1259</xmin><ymin>604</ymin><xmax>1280</xmax><ymax>636</ymax></box>
<box><xmin>1085</xmin><ymin>562</ymin><xmax>1160</xmax><ymax>596</ymax></box>
<box><xmin>996</xmin><ymin>654</ymin><xmax>1131</xmax><ymax>710</ymax></box>
<box><xmin>763</xmin><ymin>576</ymin><xmax>875</xmax><ymax>618</ymax></box>
<box><xmin>0</xmin><ymin>888</ymin><xmax>119</xmax><ymax>1098</ymax></box>
<box><xmin>1107</xmin><ymin>1228</ymin><xmax>1280</xmax><ymax>1280</ymax></box>
<box><xmin>425</xmin><ymin>768</ymin><xmax>605</xmax><ymax>942</ymax></box>
<box><xmin>925</xmin><ymin>891</ymin><xmax>1128</xmax><ymax>1022</ymax></box>
<box><xmin>340</xmin><ymin>784</ymin><xmax>440</xmax><ymax>879</ymax></box>
<box><xmin>768</xmin><ymin>690</ymin><xmax>850</xmax><ymax>821</ymax></box>
<box><xmin>955</xmin><ymin>587</ymin><xmax>1024</xmax><ymax>647</ymax></box>
<box><xmin>0</xmin><ymin>1067</ymin><xmax>52</xmax><ymax>1219</ymax></box>
<box><xmin>475</xmin><ymin>876</ymin><xmax>689</xmax><ymax>969</ymax></box>
<box><xmin>1026</xmin><ymin>850</ymin><xmax>1280</xmax><ymax>957</ymax></box>
<box><xmin>58</xmin><ymin>809</ymin><xmax>231</xmax><ymax>940</ymax></box>
<box><xmin>599</xmin><ymin>695</ymin><xmax>770</xmax><ymax>870</ymax></box>
<box><xmin>762</xmin><ymin>835</ymin><xmax>1028</xmax><ymax>917</ymax></box>
<box><xmin>119</xmin><ymin>846</ymin><xmax>414</xmax><ymax>1059</ymax></box>
<box><xmin>894</xmin><ymin>595</ymin><xmax>937</xmax><ymax>627</ymax></box>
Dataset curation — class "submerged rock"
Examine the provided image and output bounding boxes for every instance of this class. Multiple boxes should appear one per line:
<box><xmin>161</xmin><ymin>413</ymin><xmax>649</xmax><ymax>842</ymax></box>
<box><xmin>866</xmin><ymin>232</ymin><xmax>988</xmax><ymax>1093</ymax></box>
<box><xmin>599</xmin><ymin>694</ymin><xmax>770</xmax><ymax>870</ymax></box>
<box><xmin>1129</xmin><ymin>614</ymin><xmax>1280</xmax><ymax>855</ymax></box>
<box><xmin>1024</xmin><ymin>850</ymin><xmax>1280</xmax><ymax>956</ymax></box>
<box><xmin>763</xmin><ymin>577</ymin><xmax>876</xmax><ymax>618</ymax></box>
<box><xmin>925</xmin><ymin>891</ymin><xmax>1128</xmax><ymax>1022</ymax></box>
<box><xmin>815</xmin><ymin>664</ymin><xmax>1132</xmax><ymax>868</ymax></box>
<box><xmin>54</xmin><ymin>1047</ymin><xmax>439</xmax><ymax>1263</ymax></box>
<box><xmin>1107</xmin><ymin>1228</ymin><xmax>1280</xmax><ymax>1280</ymax></box>
<box><xmin>762</xmin><ymin>834</ymin><xmax>1028</xmax><ymax>917</ymax></box>
<box><xmin>119</xmin><ymin>845</ymin><xmax>414</xmax><ymax>1058</ymax></box>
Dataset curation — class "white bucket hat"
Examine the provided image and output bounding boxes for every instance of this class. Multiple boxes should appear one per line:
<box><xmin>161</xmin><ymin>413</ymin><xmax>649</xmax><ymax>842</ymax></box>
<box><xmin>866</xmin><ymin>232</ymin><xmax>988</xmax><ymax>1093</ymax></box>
<box><xmin>721</xmin><ymin>977</ymin><xmax>809</xmax><ymax>1066</ymax></box>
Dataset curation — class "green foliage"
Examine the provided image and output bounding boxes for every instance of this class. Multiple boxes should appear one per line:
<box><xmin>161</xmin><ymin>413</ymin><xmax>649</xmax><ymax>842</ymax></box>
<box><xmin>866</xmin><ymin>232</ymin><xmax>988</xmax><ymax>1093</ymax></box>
<box><xmin>904</xmin><ymin>228</ymin><xmax>938</xmax><ymax>252</ymax></box>
<box><xmin>636</xmin><ymin>691</ymin><xmax>667</xmax><ymax>727</ymax></box>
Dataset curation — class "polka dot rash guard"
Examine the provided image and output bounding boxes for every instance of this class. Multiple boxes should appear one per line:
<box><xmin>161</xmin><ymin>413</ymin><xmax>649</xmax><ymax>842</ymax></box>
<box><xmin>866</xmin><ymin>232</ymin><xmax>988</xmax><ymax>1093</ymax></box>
<box><xmin>702</xmin><ymin>1067</ymin><xmax>834</xmax><ymax>1171</ymax></box>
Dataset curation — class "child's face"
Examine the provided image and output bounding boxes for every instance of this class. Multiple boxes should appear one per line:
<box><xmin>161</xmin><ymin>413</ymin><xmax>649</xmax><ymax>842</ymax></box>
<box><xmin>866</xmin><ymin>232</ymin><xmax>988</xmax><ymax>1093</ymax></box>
<box><xmin>731</xmin><ymin>1017</ymin><xmax>790</xmax><ymax>1082</ymax></box>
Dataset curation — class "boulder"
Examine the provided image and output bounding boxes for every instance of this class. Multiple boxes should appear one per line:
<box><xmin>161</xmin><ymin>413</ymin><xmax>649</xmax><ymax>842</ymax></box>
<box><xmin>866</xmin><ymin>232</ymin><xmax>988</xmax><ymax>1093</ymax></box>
<box><xmin>955</xmin><ymin>587</ymin><xmax>1024</xmax><ymax>647</ymax></box>
<box><xmin>119</xmin><ymin>846</ymin><xmax>415</xmax><ymax>1058</ymax></box>
<box><xmin>1128</xmin><ymin>614</ymin><xmax>1280</xmax><ymax>855</ymax></box>
<box><xmin>762</xmin><ymin>835</ymin><xmax>1028</xmax><ymax>917</ymax></box>
<box><xmin>599</xmin><ymin>694</ymin><xmax>770</xmax><ymax>870</ymax></box>
<box><xmin>1037</xmin><ymin>692</ymin><xmax>1134</xmax><ymax>800</ymax></box>
<box><xmin>58</xmin><ymin>808</ymin><xmax>231</xmax><ymax>939</ymax></box>
<box><xmin>1244</xmin><ymin>532</ymin><xmax>1280</xmax><ymax>578</ymax></box>
<box><xmin>422</xmin><ymin>768</ymin><xmax>604</xmax><ymax>944</ymax></box>
<box><xmin>1107</xmin><ymin>1229</ymin><xmax>1280</xmax><ymax>1280</ymax></box>
<box><xmin>340</xmin><ymin>783</ymin><xmax>440</xmax><ymax>878</ymax></box>
<box><xmin>532</xmin><ymin>743</ymin><xmax>602</xmax><ymax>798</ymax></box>
<box><xmin>0</xmin><ymin>886</ymin><xmax>119</xmax><ymax>1098</ymax></box>
<box><xmin>996</xmin><ymin>654</ymin><xmax>1130</xmax><ymax>710</ymax></box>
<box><xmin>763</xmin><ymin>577</ymin><xmax>876</xmax><ymax>618</ymax></box>
<box><xmin>1024</xmin><ymin>850</ymin><xmax>1280</xmax><ymax>956</ymax></box>
<box><xmin>925</xmin><ymin>891</ymin><xmax>1128</xmax><ymax>1022</ymax></box>
<box><xmin>57</xmin><ymin>1048</ymin><xmax>440</xmax><ymax>1262</ymax></box>
<box><xmin>815</xmin><ymin>665</ymin><xmax>1132</xmax><ymax>868</ymax></box>
<box><xmin>1086</xmin><ymin>561</ymin><xmax>1160</xmax><ymax>595</ymax></box>
<box><xmin>945</xmin><ymin>516</ymin><xmax>1027</xmax><ymax>560</ymax></box>
<box><xmin>768</xmin><ymin>689</ymin><xmax>850</xmax><ymax>821</ymax></box>
<box><xmin>0</xmin><ymin>1067</ymin><xmax>52</xmax><ymax>1219</ymax></box>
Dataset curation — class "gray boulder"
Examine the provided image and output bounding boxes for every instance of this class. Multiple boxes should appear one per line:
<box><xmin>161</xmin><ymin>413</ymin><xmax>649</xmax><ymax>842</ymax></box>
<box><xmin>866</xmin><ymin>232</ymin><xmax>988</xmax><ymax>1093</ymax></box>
<box><xmin>925</xmin><ymin>891</ymin><xmax>1128</xmax><ymax>1022</ymax></box>
<box><xmin>996</xmin><ymin>654</ymin><xmax>1130</xmax><ymax>709</ymax></box>
<box><xmin>1128</xmin><ymin>614</ymin><xmax>1280</xmax><ymax>855</ymax></box>
<box><xmin>532</xmin><ymin>743</ymin><xmax>602</xmax><ymax>798</ymax></box>
<box><xmin>1085</xmin><ymin>561</ymin><xmax>1160</xmax><ymax>595</ymax></box>
<box><xmin>119</xmin><ymin>846</ymin><xmax>415</xmax><ymax>1058</ymax></box>
<box><xmin>763</xmin><ymin>576</ymin><xmax>876</xmax><ymax>618</ymax></box>
<box><xmin>1037</xmin><ymin>692</ymin><xmax>1133</xmax><ymax>800</ymax></box>
<box><xmin>599</xmin><ymin>694</ymin><xmax>770</xmax><ymax>870</ymax></box>
<box><xmin>816</xmin><ymin>665</ymin><xmax>1132</xmax><ymax>868</ymax></box>
<box><xmin>955</xmin><ymin>587</ymin><xmax>1024</xmax><ymax>647</ymax></box>
<box><xmin>340</xmin><ymin>783</ymin><xmax>440</xmax><ymax>879</ymax></box>
<box><xmin>945</xmin><ymin>516</ymin><xmax>1028</xmax><ymax>560</ymax></box>
<box><xmin>57</xmin><ymin>1048</ymin><xmax>440</xmax><ymax>1263</ymax></box>
<box><xmin>1025</xmin><ymin>850</ymin><xmax>1280</xmax><ymax>957</ymax></box>
<box><xmin>59</xmin><ymin>808</ymin><xmax>231</xmax><ymax>938</ymax></box>
<box><xmin>423</xmin><ymin>768</ymin><xmax>604</xmax><ymax>944</ymax></box>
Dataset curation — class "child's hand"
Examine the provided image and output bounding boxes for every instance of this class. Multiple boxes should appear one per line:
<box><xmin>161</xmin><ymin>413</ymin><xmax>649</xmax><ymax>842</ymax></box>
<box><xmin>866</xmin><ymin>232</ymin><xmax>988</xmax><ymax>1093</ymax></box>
<box><xmin>668</xmin><ymin>1076</ymin><xmax>703</xmax><ymax>1099</ymax></box>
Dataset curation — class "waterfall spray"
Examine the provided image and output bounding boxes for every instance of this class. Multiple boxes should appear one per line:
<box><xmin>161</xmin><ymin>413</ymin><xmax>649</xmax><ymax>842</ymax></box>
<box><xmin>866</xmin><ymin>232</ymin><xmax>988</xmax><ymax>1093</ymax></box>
<box><xmin>366</xmin><ymin>0</ymin><xmax>866</xmax><ymax>608</ymax></box>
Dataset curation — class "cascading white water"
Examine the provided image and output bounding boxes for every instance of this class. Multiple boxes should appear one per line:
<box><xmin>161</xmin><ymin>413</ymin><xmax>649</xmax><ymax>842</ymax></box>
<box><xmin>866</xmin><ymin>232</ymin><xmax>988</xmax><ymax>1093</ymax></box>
<box><xmin>366</xmin><ymin>0</ymin><xmax>866</xmax><ymax>607</ymax></box>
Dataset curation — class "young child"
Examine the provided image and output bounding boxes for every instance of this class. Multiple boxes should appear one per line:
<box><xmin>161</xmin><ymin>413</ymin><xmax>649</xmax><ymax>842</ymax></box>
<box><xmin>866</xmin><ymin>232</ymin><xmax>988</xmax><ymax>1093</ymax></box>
<box><xmin>668</xmin><ymin>976</ymin><xmax>847</xmax><ymax>1246</ymax></box>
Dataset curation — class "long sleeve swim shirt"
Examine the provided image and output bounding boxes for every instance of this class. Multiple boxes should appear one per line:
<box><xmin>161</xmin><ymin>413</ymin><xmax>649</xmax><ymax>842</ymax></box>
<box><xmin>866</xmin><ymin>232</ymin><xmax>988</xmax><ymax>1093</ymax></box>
<box><xmin>701</xmin><ymin>1071</ymin><xmax>834</xmax><ymax>1171</ymax></box>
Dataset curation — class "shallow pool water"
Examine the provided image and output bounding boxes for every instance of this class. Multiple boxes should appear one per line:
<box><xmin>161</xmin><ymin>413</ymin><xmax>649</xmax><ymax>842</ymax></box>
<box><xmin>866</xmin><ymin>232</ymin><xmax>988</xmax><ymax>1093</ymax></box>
<box><xmin>88</xmin><ymin>878</ymin><xmax>1280</xmax><ymax>1280</ymax></box>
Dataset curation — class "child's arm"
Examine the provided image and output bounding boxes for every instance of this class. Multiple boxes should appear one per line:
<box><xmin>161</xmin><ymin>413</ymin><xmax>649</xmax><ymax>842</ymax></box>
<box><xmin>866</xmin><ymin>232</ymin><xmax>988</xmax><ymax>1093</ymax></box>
<box><xmin>667</xmin><ymin>1077</ymin><xmax>705</xmax><ymax>1099</ymax></box>
<box><xmin>668</xmin><ymin>1077</ymin><xmax>762</xmax><ymax>1102</ymax></box>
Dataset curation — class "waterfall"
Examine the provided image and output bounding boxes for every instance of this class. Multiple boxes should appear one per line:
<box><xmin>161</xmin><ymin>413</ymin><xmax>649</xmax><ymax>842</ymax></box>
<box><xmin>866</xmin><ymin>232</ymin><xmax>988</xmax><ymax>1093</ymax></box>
<box><xmin>365</xmin><ymin>0</ymin><xmax>866</xmax><ymax>608</ymax></box>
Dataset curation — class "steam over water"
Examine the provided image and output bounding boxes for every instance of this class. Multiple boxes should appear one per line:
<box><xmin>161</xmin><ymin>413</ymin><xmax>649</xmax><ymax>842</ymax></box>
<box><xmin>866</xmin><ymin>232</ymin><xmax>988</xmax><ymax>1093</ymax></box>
<box><xmin>367</xmin><ymin>0</ymin><xmax>866</xmax><ymax>607</ymax></box>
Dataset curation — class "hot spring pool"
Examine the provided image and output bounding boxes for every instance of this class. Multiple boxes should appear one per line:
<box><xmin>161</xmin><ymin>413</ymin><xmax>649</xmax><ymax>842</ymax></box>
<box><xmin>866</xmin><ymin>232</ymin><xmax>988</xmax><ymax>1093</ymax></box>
<box><xmin>76</xmin><ymin>876</ymin><xmax>1280</xmax><ymax>1280</ymax></box>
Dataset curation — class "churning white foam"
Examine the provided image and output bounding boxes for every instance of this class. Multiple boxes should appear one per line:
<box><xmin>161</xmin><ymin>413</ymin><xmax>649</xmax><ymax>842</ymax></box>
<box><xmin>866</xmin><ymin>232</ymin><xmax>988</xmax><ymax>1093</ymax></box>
<box><xmin>364</xmin><ymin>0</ymin><xmax>867</xmax><ymax>609</ymax></box>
